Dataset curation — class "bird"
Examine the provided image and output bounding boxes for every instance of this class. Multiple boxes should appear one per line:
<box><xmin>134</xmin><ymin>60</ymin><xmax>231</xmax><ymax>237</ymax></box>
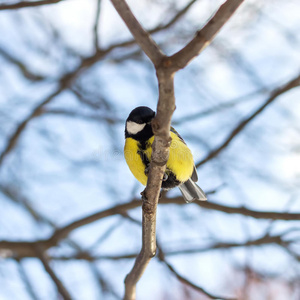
<box><xmin>124</xmin><ymin>106</ymin><xmax>207</xmax><ymax>203</ymax></box>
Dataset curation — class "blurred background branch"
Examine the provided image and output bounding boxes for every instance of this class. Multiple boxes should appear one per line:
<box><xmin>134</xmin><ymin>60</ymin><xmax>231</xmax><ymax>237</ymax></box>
<box><xmin>0</xmin><ymin>0</ymin><xmax>299</xmax><ymax>299</ymax></box>
<box><xmin>0</xmin><ymin>0</ymin><xmax>66</xmax><ymax>10</ymax></box>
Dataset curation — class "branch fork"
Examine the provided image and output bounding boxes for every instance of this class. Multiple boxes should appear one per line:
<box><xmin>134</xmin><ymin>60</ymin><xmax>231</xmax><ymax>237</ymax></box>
<box><xmin>111</xmin><ymin>1</ymin><xmax>245</xmax><ymax>299</ymax></box>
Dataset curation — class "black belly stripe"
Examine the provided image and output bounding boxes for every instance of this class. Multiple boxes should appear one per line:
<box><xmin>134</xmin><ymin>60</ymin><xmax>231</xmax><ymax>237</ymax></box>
<box><xmin>137</xmin><ymin>149</ymin><xmax>150</xmax><ymax>168</ymax></box>
<box><xmin>137</xmin><ymin>141</ymin><xmax>150</xmax><ymax>168</ymax></box>
<box><xmin>138</xmin><ymin>140</ymin><xmax>182</xmax><ymax>190</ymax></box>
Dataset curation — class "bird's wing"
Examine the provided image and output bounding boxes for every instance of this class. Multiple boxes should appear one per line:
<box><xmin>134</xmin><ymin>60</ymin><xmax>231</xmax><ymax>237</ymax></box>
<box><xmin>170</xmin><ymin>126</ymin><xmax>186</xmax><ymax>144</ymax></box>
<box><xmin>191</xmin><ymin>166</ymin><xmax>198</xmax><ymax>182</ymax></box>
<box><xmin>171</xmin><ymin>126</ymin><xmax>198</xmax><ymax>182</ymax></box>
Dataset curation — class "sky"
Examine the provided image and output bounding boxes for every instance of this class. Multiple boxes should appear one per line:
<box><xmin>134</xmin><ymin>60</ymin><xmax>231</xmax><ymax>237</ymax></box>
<box><xmin>0</xmin><ymin>0</ymin><xmax>299</xmax><ymax>299</ymax></box>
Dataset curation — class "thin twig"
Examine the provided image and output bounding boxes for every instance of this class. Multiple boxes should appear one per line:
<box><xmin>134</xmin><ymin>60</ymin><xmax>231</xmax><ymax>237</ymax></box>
<box><xmin>150</xmin><ymin>0</ymin><xmax>199</xmax><ymax>32</ymax></box>
<box><xmin>34</xmin><ymin>245</ymin><xmax>72</xmax><ymax>300</ymax></box>
<box><xmin>15</xmin><ymin>259</ymin><xmax>39</xmax><ymax>300</ymax></box>
<box><xmin>93</xmin><ymin>0</ymin><xmax>102</xmax><ymax>50</ymax></box>
<box><xmin>0</xmin><ymin>0</ymin><xmax>66</xmax><ymax>10</ymax></box>
<box><xmin>157</xmin><ymin>243</ymin><xmax>236</xmax><ymax>300</ymax></box>
<box><xmin>0</xmin><ymin>87</ymin><xmax>68</xmax><ymax>166</ymax></box>
<box><xmin>172</xmin><ymin>87</ymin><xmax>269</xmax><ymax>125</ymax></box>
<box><xmin>44</xmin><ymin>108</ymin><xmax>122</xmax><ymax>124</ymax></box>
<box><xmin>169</xmin><ymin>0</ymin><xmax>245</xmax><ymax>71</ymax></box>
<box><xmin>0</xmin><ymin>48</ymin><xmax>45</xmax><ymax>81</ymax></box>
<box><xmin>0</xmin><ymin>0</ymin><xmax>198</xmax><ymax>167</ymax></box>
<box><xmin>110</xmin><ymin>0</ymin><xmax>165</xmax><ymax>67</ymax></box>
<box><xmin>1</xmin><ymin>194</ymin><xmax>299</xmax><ymax>259</ymax></box>
<box><xmin>196</xmin><ymin>73</ymin><xmax>300</xmax><ymax>167</ymax></box>
<box><xmin>89</xmin><ymin>263</ymin><xmax>122</xmax><ymax>299</ymax></box>
<box><xmin>48</xmin><ymin>232</ymin><xmax>290</xmax><ymax>262</ymax></box>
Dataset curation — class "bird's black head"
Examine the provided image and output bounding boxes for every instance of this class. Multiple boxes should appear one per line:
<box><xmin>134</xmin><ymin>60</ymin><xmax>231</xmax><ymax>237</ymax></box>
<box><xmin>125</xmin><ymin>106</ymin><xmax>155</xmax><ymax>141</ymax></box>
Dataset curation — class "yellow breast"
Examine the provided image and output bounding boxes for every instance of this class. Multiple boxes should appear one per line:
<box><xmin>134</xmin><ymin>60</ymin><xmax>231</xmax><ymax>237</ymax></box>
<box><xmin>124</xmin><ymin>137</ymin><xmax>148</xmax><ymax>185</ymax></box>
<box><xmin>124</xmin><ymin>131</ymin><xmax>194</xmax><ymax>186</ymax></box>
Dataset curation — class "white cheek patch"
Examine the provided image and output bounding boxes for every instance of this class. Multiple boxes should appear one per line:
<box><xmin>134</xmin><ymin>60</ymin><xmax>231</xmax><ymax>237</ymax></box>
<box><xmin>126</xmin><ymin>121</ymin><xmax>146</xmax><ymax>135</ymax></box>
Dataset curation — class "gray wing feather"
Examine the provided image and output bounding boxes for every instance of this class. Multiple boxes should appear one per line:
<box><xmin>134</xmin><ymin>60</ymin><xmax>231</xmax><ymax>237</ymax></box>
<box><xmin>178</xmin><ymin>178</ymin><xmax>207</xmax><ymax>203</ymax></box>
<box><xmin>191</xmin><ymin>166</ymin><xmax>198</xmax><ymax>182</ymax></box>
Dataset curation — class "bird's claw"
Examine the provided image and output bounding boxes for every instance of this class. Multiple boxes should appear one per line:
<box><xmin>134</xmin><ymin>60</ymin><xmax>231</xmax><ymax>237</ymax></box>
<box><xmin>144</xmin><ymin>165</ymin><xmax>150</xmax><ymax>176</ymax></box>
<box><xmin>140</xmin><ymin>190</ymin><xmax>147</xmax><ymax>201</ymax></box>
<box><xmin>163</xmin><ymin>173</ymin><xmax>168</xmax><ymax>181</ymax></box>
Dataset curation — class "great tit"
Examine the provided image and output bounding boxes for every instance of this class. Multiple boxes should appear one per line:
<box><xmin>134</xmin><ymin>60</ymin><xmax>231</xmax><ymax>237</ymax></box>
<box><xmin>124</xmin><ymin>106</ymin><xmax>207</xmax><ymax>203</ymax></box>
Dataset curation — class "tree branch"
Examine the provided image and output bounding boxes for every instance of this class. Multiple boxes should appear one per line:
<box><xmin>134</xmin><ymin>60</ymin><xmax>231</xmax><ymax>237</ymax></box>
<box><xmin>15</xmin><ymin>259</ymin><xmax>39</xmax><ymax>300</ymax></box>
<box><xmin>0</xmin><ymin>1</ymin><xmax>198</xmax><ymax>167</ymax></box>
<box><xmin>161</xmin><ymin>195</ymin><xmax>300</xmax><ymax>221</ymax></box>
<box><xmin>0</xmin><ymin>47</ymin><xmax>45</xmax><ymax>81</ymax></box>
<box><xmin>107</xmin><ymin>7</ymin><xmax>250</xmax><ymax>295</ymax></box>
<box><xmin>197</xmin><ymin>73</ymin><xmax>300</xmax><ymax>167</ymax></box>
<box><xmin>1</xmin><ymin>230</ymin><xmax>293</xmax><ymax>262</ymax></box>
<box><xmin>108</xmin><ymin>1</ymin><xmax>177</xmax><ymax>299</ymax></box>
<box><xmin>35</xmin><ymin>244</ymin><xmax>72</xmax><ymax>300</ymax></box>
<box><xmin>157</xmin><ymin>243</ymin><xmax>236</xmax><ymax>300</ymax></box>
<box><xmin>0</xmin><ymin>87</ymin><xmax>66</xmax><ymax>166</ymax></box>
<box><xmin>110</xmin><ymin>0</ymin><xmax>165</xmax><ymax>67</ymax></box>
<box><xmin>93</xmin><ymin>0</ymin><xmax>102</xmax><ymax>50</ymax></box>
<box><xmin>151</xmin><ymin>0</ymin><xmax>198</xmax><ymax>32</ymax></box>
<box><xmin>122</xmin><ymin>34</ymin><xmax>174</xmax><ymax>300</ymax></box>
<box><xmin>0</xmin><ymin>2</ymin><xmax>268</xmax><ymax>299</ymax></box>
<box><xmin>170</xmin><ymin>0</ymin><xmax>244</xmax><ymax>71</ymax></box>
<box><xmin>0</xmin><ymin>194</ymin><xmax>299</xmax><ymax>259</ymax></box>
<box><xmin>0</xmin><ymin>0</ymin><xmax>66</xmax><ymax>11</ymax></box>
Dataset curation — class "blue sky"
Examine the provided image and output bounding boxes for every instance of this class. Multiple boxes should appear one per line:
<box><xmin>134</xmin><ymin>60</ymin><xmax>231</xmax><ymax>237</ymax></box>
<box><xmin>0</xmin><ymin>0</ymin><xmax>299</xmax><ymax>299</ymax></box>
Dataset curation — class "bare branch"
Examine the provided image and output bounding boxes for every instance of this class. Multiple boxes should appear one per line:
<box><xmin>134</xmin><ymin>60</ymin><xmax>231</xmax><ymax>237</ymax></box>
<box><xmin>15</xmin><ymin>259</ymin><xmax>39</xmax><ymax>300</ymax></box>
<box><xmin>0</xmin><ymin>48</ymin><xmax>45</xmax><ymax>81</ymax></box>
<box><xmin>123</xmin><ymin>99</ymin><xmax>175</xmax><ymax>300</ymax></box>
<box><xmin>0</xmin><ymin>87</ymin><xmax>66</xmax><ymax>166</ymax></box>
<box><xmin>0</xmin><ymin>0</ymin><xmax>66</xmax><ymax>11</ymax></box>
<box><xmin>0</xmin><ymin>53</ymin><xmax>106</xmax><ymax>167</ymax></box>
<box><xmin>152</xmin><ymin>0</ymin><xmax>198</xmax><ymax>32</ymax></box>
<box><xmin>157</xmin><ymin>244</ymin><xmax>236</xmax><ymax>300</ymax></box>
<box><xmin>100</xmin><ymin>0</ymin><xmax>199</xmax><ymax>54</ymax></box>
<box><xmin>1</xmin><ymin>0</ymin><xmax>296</xmax><ymax>298</ymax></box>
<box><xmin>43</xmin><ymin>108</ymin><xmax>122</xmax><ymax>124</ymax></box>
<box><xmin>1</xmin><ymin>230</ymin><xmax>293</xmax><ymax>262</ymax></box>
<box><xmin>110</xmin><ymin>0</ymin><xmax>165</xmax><ymax>66</ymax></box>
<box><xmin>48</xmin><ymin>228</ymin><xmax>296</xmax><ymax>262</ymax></box>
<box><xmin>108</xmin><ymin>10</ymin><xmax>249</xmax><ymax>296</ymax></box>
<box><xmin>122</xmin><ymin>55</ymin><xmax>176</xmax><ymax>300</ymax></box>
<box><xmin>197</xmin><ymin>73</ymin><xmax>300</xmax><ymax>167</ymax></box>
<box><xmin>172</xmin><ymin>87</ymin><xmax>268</xmax><ymax>125</ymax></box>
<box><xmin>170</xmin><ymin>0</ymin><xmax>245</xmax><ymax>70</ymax></box>
<box><xmin>0</xmin><ymin>193</ymin><xmax>299</xmax><ymax>259</ymax></box>
<box><xmin>107</xmin><ymin>2</ymin><xmax>176</xmax><ymax>299</ymax></box>
<box><xmin>168</xmin><ymin>234</ymin><xmax>290</xmax><ymax>256</ymax></box>
<box><xmin>1</xmin><ymin>192</ymin><xmax>299</xmax><ymax>259</ymax></box>
<box><xmin>123</xmin><ymin>63</ymin><xmax>177</xmax><ymax>300</ymax></box>
<box><xmin>161</xmin><ymin>195</ymin><xmax>300</xmax><ymax>221</ymax></box>
<box><xmin>35</xmin><ymin>245</ymin><xmax>72</xmax><ymax>300</ymax></box>
<box><xmin>0</xmin><ymin>2</ymin><xmax>197</xmax><ymax>167</ymax></box>
<box><xmin>93</xmin><ymin>0</ymin><xmax>102</xmax><ymax>50</ymax></box>
<box><xmin>89</xmin><ymin>263</ymin><xmax>122</xmax><ymax>299</ymax></box>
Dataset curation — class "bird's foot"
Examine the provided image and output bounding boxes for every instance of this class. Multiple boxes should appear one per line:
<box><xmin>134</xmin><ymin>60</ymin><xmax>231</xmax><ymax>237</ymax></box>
<box><xmin>140</xmin><ymin>190</ymin><xmax>148</xmax><ymax>201</ymax></box>
<box><xmin>144</xmin><ymin>165</ymin><xmax>150</xmax><ymax>176</ymax></box>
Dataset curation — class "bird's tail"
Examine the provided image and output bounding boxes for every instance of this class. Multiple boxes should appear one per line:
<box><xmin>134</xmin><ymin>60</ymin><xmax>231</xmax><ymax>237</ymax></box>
<box><xmin>178</xmin><ymin>178</ymin><xmax>207</xmax><ymax>203</ymax></box>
